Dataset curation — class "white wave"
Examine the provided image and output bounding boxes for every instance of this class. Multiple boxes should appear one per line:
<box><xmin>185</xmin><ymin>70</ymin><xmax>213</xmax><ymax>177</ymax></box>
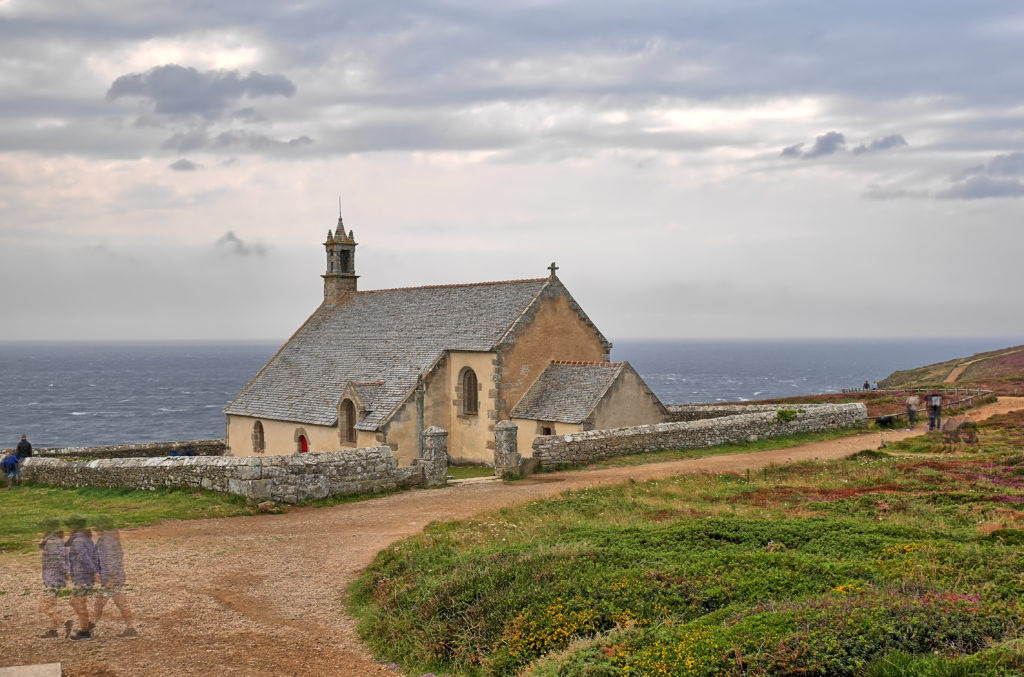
<box><xmin>70</xmin><ymin>411</ymin><xmax>91</xmax><ymax>416</ymax></box>
<box><xmin>155</xmin><ymin>407</ymin><xmax>187</xmax><ymax>413</ymax></box>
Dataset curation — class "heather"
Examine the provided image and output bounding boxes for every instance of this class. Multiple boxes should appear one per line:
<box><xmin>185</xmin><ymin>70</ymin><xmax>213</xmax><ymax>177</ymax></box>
<box><xmin>348</xmin><ymin>410</ymin><xmax>1024</xmax><ymax>676</ymax></box>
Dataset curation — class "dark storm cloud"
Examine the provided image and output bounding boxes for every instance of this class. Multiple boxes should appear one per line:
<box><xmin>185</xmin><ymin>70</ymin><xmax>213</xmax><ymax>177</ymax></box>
<box><xmin>215</xmin><ymin>231</ymin><xmax>267</xmax><ymax>257</ymax></box>
<box><xmin>852</xmin><ymin>134</ymin><xmax>908</xmax><ymax>155</ymax></box>
<box><xmin>106</xmin><ymin>64</ymin><xmax>296</xmax><ymax>118</ymax></box>
<box><xmin>168</xmin><ymin>158</ymin><xmax>200</xmax><ymax>171</ymax></box>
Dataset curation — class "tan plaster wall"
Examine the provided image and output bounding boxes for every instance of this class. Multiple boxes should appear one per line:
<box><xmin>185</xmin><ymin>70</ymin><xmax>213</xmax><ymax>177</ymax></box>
<box><xmin>382</xmin><ymin>356</ymin><xmax>452</xmax><ymax>466</ymax></box>
<box><xmin>511</xmin><ymin>418</ymin><xmax>582</xmax><ymax>458</ymax></box>
<box><xmin>225</xmin><ymin>415</ymin><xmax>356</xmax><ymax>456</ymax></box>
<box><xmin>588</xmin><ymin>370</ymin><xmax>667</xmax><ymax>431</ymax></box>
<box><xmin>447</xmin><ymin>351</ymin><xmax>498</xmax><ymax>464</ymax></box>
<box><xmin>500</xmin><ymin>293</ymin><xmax>606</xmax><ymax>417</ymax></box>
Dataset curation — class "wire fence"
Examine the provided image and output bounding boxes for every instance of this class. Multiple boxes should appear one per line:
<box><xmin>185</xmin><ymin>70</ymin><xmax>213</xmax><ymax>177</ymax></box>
<box><xmin>838</xmin><ymin>387</ymin><xmax>996</xmax><ymax>424</ymax></box>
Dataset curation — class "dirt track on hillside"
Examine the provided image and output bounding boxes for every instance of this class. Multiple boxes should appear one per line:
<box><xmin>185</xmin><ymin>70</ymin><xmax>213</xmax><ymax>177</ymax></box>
<box><xmin>3</xmin><ymin>397</ymin><xmax>1023</xmax><ymax>676</ymax></box>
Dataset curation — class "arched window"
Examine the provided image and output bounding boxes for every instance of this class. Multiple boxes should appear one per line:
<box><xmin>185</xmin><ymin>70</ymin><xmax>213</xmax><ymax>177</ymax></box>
<box><xmin>252</xmin><ymin>421</ymin><xmax>265</xmax><ymax>453</ymax></box>
<box><xmin>461</xmin><ymin>367</ymin><xmax>479</xmax><ymax>416</ymax></box>
<box><xmin>340</xmin><ymin>398</ymin><xmax>357</xmax><ymax>444</ymax></box>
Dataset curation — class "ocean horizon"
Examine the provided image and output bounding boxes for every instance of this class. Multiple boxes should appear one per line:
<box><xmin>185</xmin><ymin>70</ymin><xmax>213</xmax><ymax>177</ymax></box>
<box><xmin>1</xmin><ymin>337</ymin><xmax>1018</xmax><ymax>449</ymax></box>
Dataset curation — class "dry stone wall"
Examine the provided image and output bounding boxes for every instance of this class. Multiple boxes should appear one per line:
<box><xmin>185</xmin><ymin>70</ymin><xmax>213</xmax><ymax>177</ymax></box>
<box><xmin>666</xmin><ymin>404</ymin><xmax>792</xmax><ymax>422</ymax></box>
<box><xmin>22</xmin><ymin>441</ymin><xmax>448</xmax><ymax>504</ymax></box>
<box><xmin>533</xmin><ymin>403</ymin><xmax>866</xmax><ymax>466</ymax></box>
<box><xmin>36</xmin><ymin>439</ymin><xmax>226</xmax><ymax>459</ymax></box>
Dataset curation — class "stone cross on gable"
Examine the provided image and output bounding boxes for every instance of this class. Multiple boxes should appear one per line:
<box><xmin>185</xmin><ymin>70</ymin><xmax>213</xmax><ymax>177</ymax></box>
<box><xmin>548</xmin><ymin>261</ymin><xmax>559</xmax><ymax>277</ymax></box>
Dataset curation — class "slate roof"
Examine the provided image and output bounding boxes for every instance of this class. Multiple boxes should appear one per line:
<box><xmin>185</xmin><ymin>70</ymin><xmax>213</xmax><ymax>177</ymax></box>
<box><xmin>510</xmin><ymin>361</ymin><xmax>627</xmax><ymax>424</ymax></box>
<box><xmin>224</xmin><ymin>278</ymin><xmax>553</xmax><ymax>430</ymax></box>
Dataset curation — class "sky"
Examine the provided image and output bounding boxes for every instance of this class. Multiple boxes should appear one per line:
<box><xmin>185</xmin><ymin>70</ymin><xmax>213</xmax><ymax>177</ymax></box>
<box><xmin>2</xmin><ymin>0</ymin><xmax>1023</xmax><ymax>342</ymax></box>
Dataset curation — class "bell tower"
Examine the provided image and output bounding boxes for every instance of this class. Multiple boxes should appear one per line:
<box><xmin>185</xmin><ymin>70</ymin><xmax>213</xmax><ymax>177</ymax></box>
<box><xmin>322</xmin><ymin>206</ymin><xmax>358</xmax><ymax>300</ymax></box>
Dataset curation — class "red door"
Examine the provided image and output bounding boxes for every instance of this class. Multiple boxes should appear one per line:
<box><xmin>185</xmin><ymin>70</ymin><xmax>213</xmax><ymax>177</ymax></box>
<box><xmin>299</xmin><ymin>435</ymin><xmax>308</xmax><ymax>453</ymax></box>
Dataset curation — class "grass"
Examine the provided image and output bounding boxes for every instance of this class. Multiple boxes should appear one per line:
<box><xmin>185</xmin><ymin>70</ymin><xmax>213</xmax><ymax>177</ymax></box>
<box><xmin>448</xmin><ymin>465</ymin><xmax>497</xmax><ymax>480</ymax></box>
<box><xmin>347</xmin><ymin>409</ymin><xmax>1024</xmax><ymax>676</ymax></box>
<box><xmin>0</xmin><ymin>484</ymin><xmax>252</xmax><ymax>553</ymax></box>
<box><xmin>545</xmin><ymin>424</ymin><xmax>870</xmax><ymax>471</ymax></box>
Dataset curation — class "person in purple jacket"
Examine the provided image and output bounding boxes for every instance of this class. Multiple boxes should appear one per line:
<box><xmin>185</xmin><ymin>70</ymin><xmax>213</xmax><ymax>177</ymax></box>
<box><xmin>91</xmin><ymin>515</ymin><xmax>136</xmax><ymax>637</ymax></box>
<box><xmin>38</xmin><ymin>517</ymin><xmax>72</xmax><ymax>638</ymax></box>
<box><xmin>65</xmin><ymin>514</ymin><xmax>99</xmax><ymax>640</ymax></box>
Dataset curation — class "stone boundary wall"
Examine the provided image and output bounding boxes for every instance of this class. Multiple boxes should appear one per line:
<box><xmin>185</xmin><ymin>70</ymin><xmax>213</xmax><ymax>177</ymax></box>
<box><xmin>666</xmin><ymin>404</ymin><xmax>792</xmax><ymax>422</ymax></box>
<box><xmin>22</xmin><ymin>434</ymin><xmax>448</xmax><ymax>504</ymax></box>
<box><xmin>35</xmin><ymin>439</ymin><xmax>227</xmax><ymax>459</ymax></box>
<box><xmin>533</xmin><ymin>403</ymin><xmax>867</xmax><ymax>466</ymax></box>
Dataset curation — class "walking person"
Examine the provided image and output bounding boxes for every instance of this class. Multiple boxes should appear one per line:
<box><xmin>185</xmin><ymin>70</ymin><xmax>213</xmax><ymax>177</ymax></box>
<box><xmin>929</xmin><ymin>392</ymin><xmax>943</xmax><ymax>431</ymax></box>
<box><xmin>65</xmin><ymin>515</ymin><xmax>100</xmax><ymax>640</ymax></box>
<box><xmin>3</xmin><ymin>448</ymin><xmax>18</xmax><ymax>490</ymax></box>
<box><xmin>905</xmin><ymin>393</ymin><xmax>921</xmax><ymax>428</ymax></box>
<box><xmin>37</xmin><ymin>517</ymin><xmax>73</xmax><ymax>638</ymax></box>
<box><xmin>92</xmin><ymin>515</ymin><xmax>137</xmax><ymax>637</ymax></box>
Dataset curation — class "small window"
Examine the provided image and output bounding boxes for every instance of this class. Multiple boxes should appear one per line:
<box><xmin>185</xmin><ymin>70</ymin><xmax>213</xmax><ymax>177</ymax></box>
<box><xmin>340</xmin><ymin>398</ymin><xmax>357</xmax><ymax>444</ymax></box>
<box><xmin>542</xmin><ymin>426</ymin><xmax>553</xmax><ymax>436</ymax></box>
<box><xmin>252</xmin><ymin>421</ymin><xmax>265</xmax><ymax>453</ymax></box>
<box><xmin>461</xmin><ymin>368</ymin><xmax>479</xmax><ymax>416</ymax></box>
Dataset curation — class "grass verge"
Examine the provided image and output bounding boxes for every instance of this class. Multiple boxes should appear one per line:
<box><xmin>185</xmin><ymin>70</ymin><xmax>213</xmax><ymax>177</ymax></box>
<box><xmin>448</xmin><ymin>465</ymin><xmax>497</xmax><ymax>480</ymax></box>
<box><xmin>545</xmin><ymin>424</ymin><xmax>870</xmax><ymax>471</ymax></box>
<box><xmin>0</xmin><ymin>484</ymin><xmax>252</xmax><ymax>553</ymax></box>
<box><xmin>348</xmin><ymin>410</ymin><xmax>1024</xmax><ymax>676</ymax></box>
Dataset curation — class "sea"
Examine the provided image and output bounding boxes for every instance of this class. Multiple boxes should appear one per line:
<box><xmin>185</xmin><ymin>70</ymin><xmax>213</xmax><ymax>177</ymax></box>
<box><xmin>0</xmin><ymin>338</ymin><xmax>1016</xmax><ymax>449</ymax></box>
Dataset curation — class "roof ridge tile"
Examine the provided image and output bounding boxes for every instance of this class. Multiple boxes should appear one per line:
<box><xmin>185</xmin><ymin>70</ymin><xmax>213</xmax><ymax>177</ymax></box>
<box><xmin>550</xmin><ymin>360</ymin><xmax>623</xmax><ymax>367</ymax></box>
<box><xmin>354</xmin><ymin>278</ymin><xmax>547</xmax><ymax>294</ymax></box>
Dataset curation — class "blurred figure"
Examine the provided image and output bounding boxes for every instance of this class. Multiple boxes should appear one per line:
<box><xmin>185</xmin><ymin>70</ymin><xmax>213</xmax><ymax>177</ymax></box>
<box><xmin>92</xmin><ymin>515</ymin><xmax>137</xmax><ymax>637</ymax></box>
<box><xmin>928</xmin><ymin>392</ymin><xmax>943</xmax><ymax>431</ymax></box>
<box><xmin>38</xmin><ymin>517</ymin><xmax>72</xmax><ymax>638</ymax></box>
<box><xmin>905</xmin><ymin>393</ymin><xmax>920</xmax><ymax>428</ymax></box>
<box><xmin>2</xmin><ymin>448</ymin><xmax>18</xmax><ymax>490</ymax></box>
<box><xmin>65</xmin><ymin>514</ymin><xmax>100</xmax><ymax>640</ymax></box>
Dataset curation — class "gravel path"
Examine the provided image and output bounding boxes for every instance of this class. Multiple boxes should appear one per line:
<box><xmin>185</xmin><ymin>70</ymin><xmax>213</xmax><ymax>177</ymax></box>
<box><xmin>3</xmin><ymin>397</ymin><xmax>1021</xmax><ymax>676</ymax></box>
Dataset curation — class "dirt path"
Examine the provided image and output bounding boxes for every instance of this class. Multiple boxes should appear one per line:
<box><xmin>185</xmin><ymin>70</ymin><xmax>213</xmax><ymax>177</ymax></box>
<box><xmin>3</xmin><ymin>398</ymin><xmax>1023</xmax><ymax>676</ymax></box>
<box><xmin>944</xmin><ymin>349</ymin><xmax>1024</xmax><ymax>383</ymax></box>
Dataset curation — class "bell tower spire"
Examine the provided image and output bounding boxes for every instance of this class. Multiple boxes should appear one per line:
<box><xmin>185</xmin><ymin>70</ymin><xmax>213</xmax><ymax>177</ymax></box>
<box><xmin>322</xmin><ymin>201</ymin><xmax>358</xmax><ymax>300</ymax></box>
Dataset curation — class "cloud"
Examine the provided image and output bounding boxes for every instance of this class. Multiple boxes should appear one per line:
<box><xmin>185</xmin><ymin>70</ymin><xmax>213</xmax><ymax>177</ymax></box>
<box><xmin>780</xmin><ymin>132</ymin><xmax>846</xmax><ymax>159</ymax></box>
<box><xmin>168</xmin><ymin>158</ymin><xmax>200</xmax><ymax>171</ymax></box>
<box><xmin>106</xmin><ymin>64</ymin><xmax>296</xmax><ymax>118</ymax></box>
<box><xmin>802</xmin><ymin>131</ymin><xmax>846</xmax><ymax>159</ymax></box>
<box><xmin>863</xmin><ymin>185</ymin><xmax>930</xmax><ymax>200</ymax></box>
<box><xmin>160</xmin><ymin>128</ymin><xmax>211</xmax><ymax>152</ymax></box>
<box><xmin>852</xmin><ymin>134</ymin><xmax>908</xmax><ymax>154</ymax></box>
<box><xmin>215</xmin><ymin>231</ymin><xmax>267</xmax><ymax>257</ymax></box>
<box><xmin>780</xmin><ymin>143</ymin><xmax>803</xmax><ymax>158</ymax></box>
<box><xmin>965</xmin><ymin>151</ymin><xmax>1024</xmax><ymax>177</ymax></box>
<box><xmin>938</xmin><ymin>175</ymin><xmax>1024</xmax><ymax>200</ymax></box>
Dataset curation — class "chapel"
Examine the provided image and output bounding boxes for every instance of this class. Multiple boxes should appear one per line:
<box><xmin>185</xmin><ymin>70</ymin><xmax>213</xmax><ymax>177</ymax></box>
<box><xmin>223</xmin><ymin>212</ymin><xmax>667</xmax><ymax>464</ymax></box>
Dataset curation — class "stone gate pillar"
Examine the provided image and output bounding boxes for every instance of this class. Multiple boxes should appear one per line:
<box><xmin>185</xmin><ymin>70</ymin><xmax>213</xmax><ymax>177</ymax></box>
<box><xmin>493</xmin><ymin>420</ymin><xmax>521</xmax><ymax>476</ymax></box>
<box><xmin>421</xmin><ymin>426</ymin><xmax>448</xmax><ymax>487</ymax></box>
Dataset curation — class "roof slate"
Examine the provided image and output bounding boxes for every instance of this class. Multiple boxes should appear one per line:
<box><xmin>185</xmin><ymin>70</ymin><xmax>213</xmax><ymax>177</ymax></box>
<box><xmin>510</xmin><ymin>362</ymin><xmax>625</xmax><ymax>424</ymax></box>
<box><xmin>224</xmin><ymin>279</ymin><xmax>550</xmax><ymax>429</ymax></box>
